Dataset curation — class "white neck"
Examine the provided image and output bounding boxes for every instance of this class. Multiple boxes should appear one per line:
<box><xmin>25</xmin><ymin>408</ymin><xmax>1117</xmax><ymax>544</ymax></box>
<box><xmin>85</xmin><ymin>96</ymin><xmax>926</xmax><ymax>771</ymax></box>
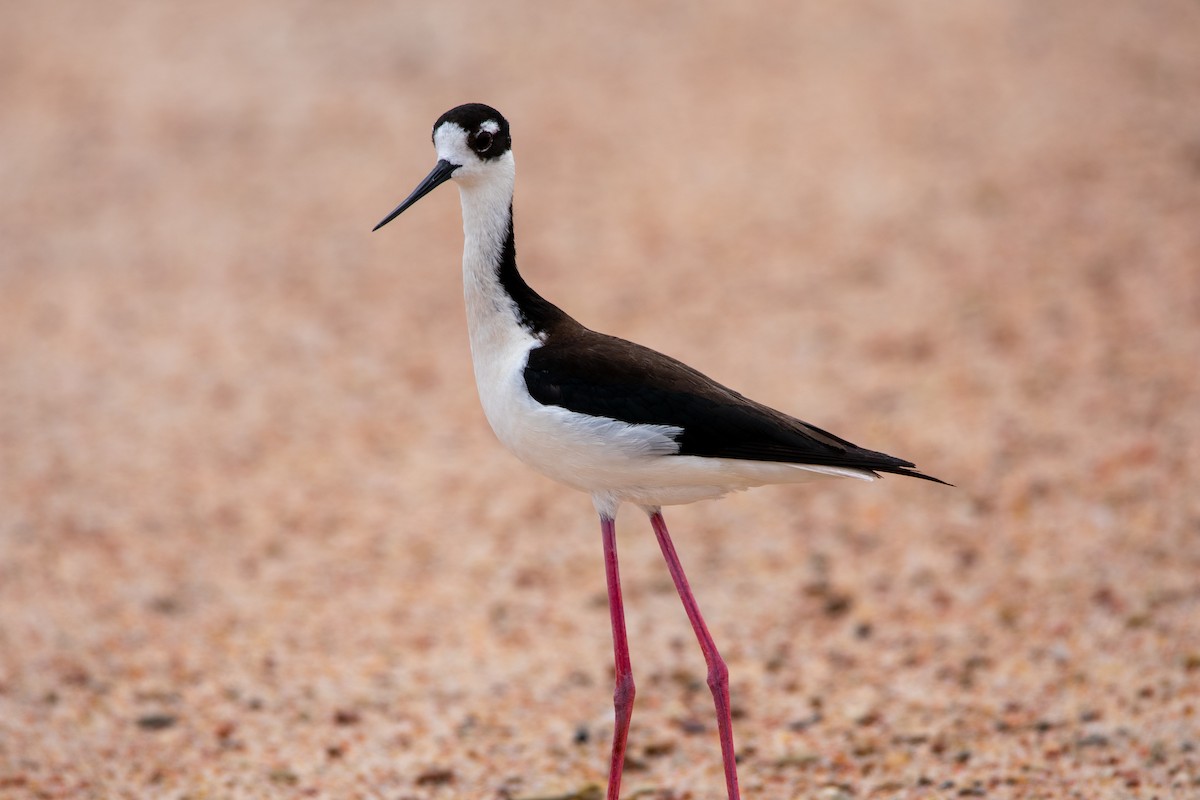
<box><xmin>455</xmin><ymin>152</ymin><xmax>518</xmax><ymax>330</ymax></box>
<box><xmin>452</xmin><ymin>153</ymin><xmax>541</xmax><ymax>426</ymax></box>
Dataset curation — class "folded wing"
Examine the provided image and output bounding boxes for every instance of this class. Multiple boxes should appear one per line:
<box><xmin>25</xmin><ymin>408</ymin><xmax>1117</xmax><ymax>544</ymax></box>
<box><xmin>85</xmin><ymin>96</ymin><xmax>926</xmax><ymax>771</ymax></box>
<box><xmin>524</xmin><ymin>327</ymin><xmax>947</xmax><ymax>484</ymax></box>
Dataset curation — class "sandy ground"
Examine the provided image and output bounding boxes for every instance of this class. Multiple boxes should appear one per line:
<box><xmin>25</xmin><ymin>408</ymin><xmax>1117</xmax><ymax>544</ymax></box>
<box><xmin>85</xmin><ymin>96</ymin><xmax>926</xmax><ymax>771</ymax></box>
<box><xmin>2</xmin><ymin>2</ymin><xmax>1199</xmax><ymax>798</ymax></box>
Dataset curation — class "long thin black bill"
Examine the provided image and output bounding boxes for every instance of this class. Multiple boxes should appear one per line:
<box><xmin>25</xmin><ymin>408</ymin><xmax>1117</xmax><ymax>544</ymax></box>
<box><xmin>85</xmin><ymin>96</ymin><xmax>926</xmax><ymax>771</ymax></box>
<box><xmin>372</xmin><ymin>159</ymin><xmax>459</xmax><ymax>232</ymax></box>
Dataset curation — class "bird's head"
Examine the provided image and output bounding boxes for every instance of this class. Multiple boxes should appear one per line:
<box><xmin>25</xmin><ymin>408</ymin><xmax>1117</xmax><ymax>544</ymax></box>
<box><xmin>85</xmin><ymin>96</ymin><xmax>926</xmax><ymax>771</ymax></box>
<box><xmin>373</xmin><ymin>103</ymin><xmax>513</xmax><ymax>232</ymax></box>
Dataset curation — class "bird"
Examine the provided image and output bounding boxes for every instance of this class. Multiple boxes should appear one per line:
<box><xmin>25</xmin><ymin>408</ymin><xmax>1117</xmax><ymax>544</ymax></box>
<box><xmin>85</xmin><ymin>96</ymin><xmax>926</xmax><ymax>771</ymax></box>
<box><xmin>373</xmin><ymin>103</ymin><xmax>946</xmax><ymax>800</ymax></box>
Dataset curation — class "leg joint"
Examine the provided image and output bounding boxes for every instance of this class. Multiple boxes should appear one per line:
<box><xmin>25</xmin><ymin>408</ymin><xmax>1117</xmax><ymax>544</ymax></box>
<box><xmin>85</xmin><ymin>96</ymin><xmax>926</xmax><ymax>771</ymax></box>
<box><xmin>614</xmin><ymin>671</ymin><xmax>636</xmax><ymax>709</ymax></box>
<box><xmin>706</xmin><ymin>656</ymin><xmax>729</xmax><ymax>693</ymax></box>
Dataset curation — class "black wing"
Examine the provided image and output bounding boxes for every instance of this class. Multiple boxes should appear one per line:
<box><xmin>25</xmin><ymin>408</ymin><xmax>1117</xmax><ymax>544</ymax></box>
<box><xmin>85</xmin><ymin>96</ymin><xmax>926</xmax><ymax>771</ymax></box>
<box><xmin>524</xmin><ymin>328</ymin><xmax>948</xmax><ymax>484</ymax></box>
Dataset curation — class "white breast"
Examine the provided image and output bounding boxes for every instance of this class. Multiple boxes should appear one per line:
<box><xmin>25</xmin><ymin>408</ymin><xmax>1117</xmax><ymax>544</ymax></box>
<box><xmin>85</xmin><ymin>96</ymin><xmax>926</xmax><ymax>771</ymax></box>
<box><xmin>465</xmin><ymin>309</ymin><xmax>684</xmax><ymax>484</ymax></box>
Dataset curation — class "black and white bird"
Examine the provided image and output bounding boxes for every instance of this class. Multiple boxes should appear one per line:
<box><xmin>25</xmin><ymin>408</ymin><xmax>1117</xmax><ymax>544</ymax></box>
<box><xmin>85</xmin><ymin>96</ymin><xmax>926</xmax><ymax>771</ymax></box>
<box><xmin>374</xmin><ymin>103</ymin><xmax>945</xmax><ymax>800</ymax></box>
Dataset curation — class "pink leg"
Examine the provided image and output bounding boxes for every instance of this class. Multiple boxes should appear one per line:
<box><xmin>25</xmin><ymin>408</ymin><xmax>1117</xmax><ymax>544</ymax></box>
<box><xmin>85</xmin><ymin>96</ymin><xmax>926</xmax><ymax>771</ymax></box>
<box><xmin>649</xmin><ymin>510</ymin><xmax>741</xmax><ymax>800</ymax></box>
<box><xmin>600</xmin><ymin>515</ymin><xmax>635</xmax><ymax>800</ymax></box>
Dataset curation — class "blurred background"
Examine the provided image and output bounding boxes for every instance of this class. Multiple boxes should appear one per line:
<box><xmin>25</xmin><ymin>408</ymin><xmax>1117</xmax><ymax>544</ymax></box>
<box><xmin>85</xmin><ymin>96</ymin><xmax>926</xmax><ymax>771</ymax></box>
<box><xmin>1</xmin><ymin>2</ymin><xmax>1198</xmax><ymax>797</ymax></box>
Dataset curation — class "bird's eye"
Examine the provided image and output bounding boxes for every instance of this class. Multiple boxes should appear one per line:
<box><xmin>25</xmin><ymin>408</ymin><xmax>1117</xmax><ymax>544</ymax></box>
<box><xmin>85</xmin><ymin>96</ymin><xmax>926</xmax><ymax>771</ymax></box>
<box><xmin>472</xmin><ymin>130</ymin><xmax>493</xmax><ymax>152</ymax></box>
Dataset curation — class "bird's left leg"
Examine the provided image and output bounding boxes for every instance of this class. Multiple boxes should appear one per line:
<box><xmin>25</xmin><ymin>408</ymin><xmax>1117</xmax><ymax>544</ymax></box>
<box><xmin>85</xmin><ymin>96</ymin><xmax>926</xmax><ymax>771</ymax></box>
<box><xmin>647</xmin><ymin>509</ymin><xmax>741</xmax><ymax>800</ymax></box>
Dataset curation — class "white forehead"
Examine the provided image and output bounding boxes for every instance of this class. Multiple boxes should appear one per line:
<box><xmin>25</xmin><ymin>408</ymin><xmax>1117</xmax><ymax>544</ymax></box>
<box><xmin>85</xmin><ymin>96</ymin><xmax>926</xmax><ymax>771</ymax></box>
<box><xmin>433</xmin><ymin>121</ymin><xmax>473</xmax><ymax>166</ymax></box>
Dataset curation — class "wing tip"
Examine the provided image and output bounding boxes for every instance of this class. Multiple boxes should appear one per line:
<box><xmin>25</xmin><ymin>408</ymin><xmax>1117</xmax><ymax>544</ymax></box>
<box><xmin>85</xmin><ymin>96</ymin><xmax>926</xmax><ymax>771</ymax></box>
<box><xmin>879</xmin><ymin>465</ymin><xmax>954</xmax><ymax>486</ymax></box>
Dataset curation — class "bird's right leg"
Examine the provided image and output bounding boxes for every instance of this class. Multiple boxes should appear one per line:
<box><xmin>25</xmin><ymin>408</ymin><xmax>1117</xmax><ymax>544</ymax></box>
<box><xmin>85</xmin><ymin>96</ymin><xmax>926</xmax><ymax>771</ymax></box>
<box><xmin>600</xmin><ymin>514</ymin><xmax>635</xmax><ymax>800</ymax></box>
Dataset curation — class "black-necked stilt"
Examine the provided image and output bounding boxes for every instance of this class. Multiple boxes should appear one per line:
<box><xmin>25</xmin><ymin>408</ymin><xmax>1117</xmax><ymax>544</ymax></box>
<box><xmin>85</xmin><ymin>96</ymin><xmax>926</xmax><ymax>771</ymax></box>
<box><xmin>374</xmin><ymin>103</ymin><xmax>945</xmax><ymax>800</ymax></box>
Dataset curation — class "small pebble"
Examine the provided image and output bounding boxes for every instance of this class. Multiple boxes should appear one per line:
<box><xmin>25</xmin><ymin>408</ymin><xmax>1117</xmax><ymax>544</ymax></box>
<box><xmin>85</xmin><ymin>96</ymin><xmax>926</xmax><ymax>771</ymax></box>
<box><xmin>136</xmin><ymin>714</ymin><xmax>177</xmax><ymax>731</ymax></box>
